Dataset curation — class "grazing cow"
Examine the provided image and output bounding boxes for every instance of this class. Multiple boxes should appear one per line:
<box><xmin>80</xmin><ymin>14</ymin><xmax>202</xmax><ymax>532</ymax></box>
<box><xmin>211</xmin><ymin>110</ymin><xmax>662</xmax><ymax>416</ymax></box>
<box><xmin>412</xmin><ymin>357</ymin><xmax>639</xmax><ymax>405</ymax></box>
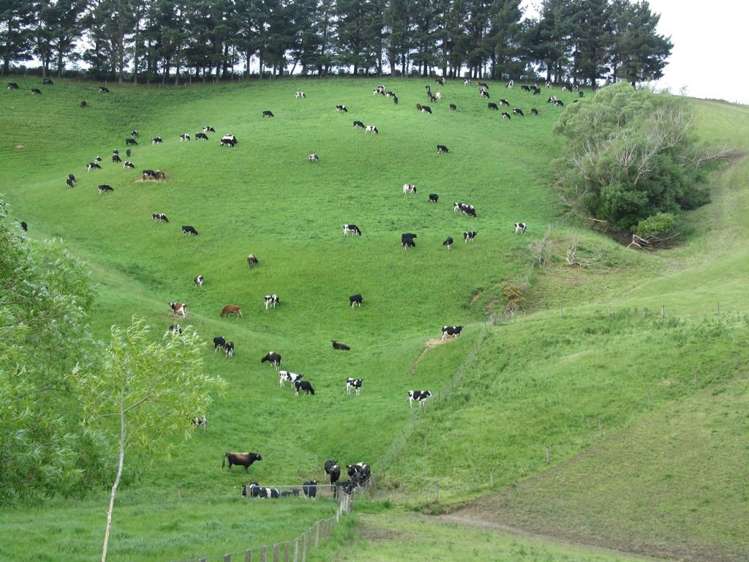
<box><xmin>20</xmin><ymin>221</ymin><xmax>28</xmax><ymax>232</ymax></box>
<box><xmin>264</xmin><ymin>294</ymin><xmax>280</xmax><ymax>310</ymax></box>
<box><xmin>192</xmin><ymin>415</ymin><xmax>207</xmax><ymax>430</ymax></box>
<box><xmin>513</xmin><ymin>108</ymin><xmax>525</xmax><ymax>117</ymax></box>
<box><xmin>521</xmin><ymin>85</ymin><xmax>531</xmax><ymax>92</ymax></box>
<box><xmin>87</xmin><ymin>162</ymin><xmax>101</xmax><ymax>172</ymax></box>
<box><xmin>142</xmin><ymin>169</ymin><xmax>166</xmax><ymax>181</ymax></box>
<box><xmin>501</xmin><ymin>112</ymin><xmax>512</xmax><ymax>120</ymax></box>
<box><xmin>203</xmin><ymin>126</ymin><xmax>216</xmax><ymax>133</ymax></box>
<box><xmin>179</xmin><ymin>133</ymin><xmax>191</xmax><ymax>142</ymax></box>
<box><xmin>531</xmin><ymin>108</ymin><xmax>539</xmax><ymax>116</ymax></box>
<box><xmin>222</xmin><ymin>452</ymin><xmax>262</xmax><ymax>471</ymax></box>
<box><xmin>443</xmin><ymin>236</ymin><xmax>454</xmax><ymax>250</ymax></box>
<box><xmin>295</xmin><ymin>90</ymin><xmax>306</xmax><ymax>99</ymax></box>
<box><xmin>31</xmin><ymin>88</ymin><xmax>42</xmax><ymax>95</ymax></box>
<box><xmin>124</xmin><ymin>160</ymin><xmax>135</xmax><ymax>168</ymax></box>
<box><xmin>336</xmin><ymin>104</ymin><xmax>348</xmax><ymax>112</ymax></box>
<box><xmin>499</xmin><ymin>98</ymin><xmax>510</xmax><ymax>106</ymax></box>
<box><xmin>262</xmin><ymin>110</ymin><xmax>274</xmax><ymax>118</ymax></box>
<box><xmin>97</xmin><ymin>184</ymin><xmax>114</xmax><ymax>194</ymax></box>
<box><xmin>346</xmin><ymin>378</ymin><xmax>363</xmax><ymax>395</ymax></box>
<box><xmin>463</xmin><ymin>78</ymin><xmax>472</xmax><ymax>86</ymax></box>
<box><xmin>279</xmin><ymin>370</ymin><xmax>304</xmax><ymax>387</ymax></box>
<box><xmin>436</xmin><ymin>144</ymin><xmax>449</xmax><ymax>154</ymax></box>
<box><xmin>80</xmin><ymin>100</ymin><xmax>88</xmax><ymax>108</ymax></box>
<box><xmin>98</xmin><ymin>86</ymin><xmax>110</xmax><ymax>93</ymax></box>
<box><xmin>324</xmin><ymin>460</ymin><xmax>341</xmax><ymax>485</ymax></box>
<box><xmin>220</xmin><ymin>304</ymin><xmax>242</xmax><ymax>318</ymax></box>
<box><xmin>402</xmin><ymin>183</ymin><xmax>417</xmax><ymax>195</ymax></box>
<box><xmin>170</xmin><ymin>302</ymin><xmax>187</xmax><ymax>317</ymax></box>
<box><xmin>418</xmin><ymin>104</ymin><xmax>432</xmax><ymax>114</ymax></box>
<box><xmin>408</xmin><ymin>390</ymin><xmax>433</xmax><ymax>407</ymax></box>
<box><xmin>385</xmin><ymin>90</ymin><xmax>396</xmax><ymax>98</ymax></box>
<box><xmin>194</xmin><ymin>274</ymin><xmax>205</xmax><ymax>287</ymax></box>
<box><xmin>195</xmin><ymin>132</ymin><xmax>209</xmax><ymax>140</ymax></box>
<box><xmin>303</xmin><ymin>481</ymin><xmax>318</xmax><ymax>498</ymax></box>
<box><xmin>152</xmin><ymin>136</ymin><xmax>163</xmax><ymax>144</ymax></box>
<box><xmin>42</xmin><ymin>78</ymin><xmax>53</xmax><ymax>85</ymax></box>
<box><xmin>454</xmin><ymin>202</ymin><xmax>477</xmax><ymax>217</ymax></box>
<box><xmin>353</xmin><ymin>120</ymin><xmax>365</xmax><ymax>129</ymax></box>
<box><xmin>449</xmin><ymin>103</ymin><xmax>457</xmax><ymax>111</ymax></box>
<box><xmin>480</xmin><ymin>89</ymin><xmax>490</xmax><ymax>99</ymax></box>
<box><xmin>223</xmin><ymin>341</ymin><xmax>235</xmax><ymax>358</ymax></box>
<box><xmin>478</xmin><ymin>81</ymin><xmax>489</xmax><ymax>89</ymax></box>
<box><xmin>130</xmin><ymin>129</ymin><xmax>139</xmax><ymax>137</ymax></box>
<box><xmin>401</xmin><ymin>232</ymin><xmax>417</xmax><ymax>249</ymax></box>
<box><xmin>307</xmin><ymin>152</ymin><xmax>319</xmax><ymax>162</ymax></box>
<box><xmin>427</xmin><ymin>92</ymin><xmax>437</xmax><ymax>103</ymax></box>
<box><xmin>247</xmin><ymin>254</ymin><xmax>259</xmax><ymax>268</ymax></box>
<box><xmin>437</xmin><ymin>77</ymin><xmax>446</xmax><ymax>85</ymax></box>
<box><xmin>213</xmin><ymin>336</ymin><xmax>227</xmax><ymax>351</ymax></box>
<box><xmin>488</xmin><ymin>102</ymin><xmax>499</xmax><ymax>111</ymax></box>
<box><xmin>347</xmin><ymin>463</ymin><xmax>371</xmax><ymax>487</ymax></box>
<box><xmin>168</xmin><ymin>323</ymin><xmax>182</xmax><ymax>335</ymax></box>
<box><xmin>125</xmin><ymin>137</ymin><xmax>137</xmax><ymax>146</ymax></box>
<box><xmin>555</xmin><ymin>99</ymin><xmax>565</xmax><ymax>107</ymax></box>
<box><xmin>332</xmin><ymin>340</ymin><xmax>350</xmax><ymax>351</ymax></box>
<box><xmin>152</xmin><ymin>212</ymin><xmax>169</xmax><ymax>223</ymax></box>
<box><xmin>112</xmin><ymin>153</ymin><xmax>121</xmax><ymax>163</ymax></box>
<box><xmin>95</xmin><ymin>155</ymin><xmax>103</xmax><ymax>162</ymax></box>
<box><xmin>294</xmin><ymin>379</ymin><xmax>315</xmax><ymax>396</ymax></box>
<box><xmin>514</xmin><ymin>222</ymin><xmax>528</xmax><ymax>234</ymax></box>
<box><xmin>349</xmin><ymin>294</ymin><xmax>363</xmax><ymax>307</ymax></box>
<box><xmin>66</xmin><ymin>174</ymin><xmax>76</xmax><ymax>188</ymax></box>
<box><xmin>463</xmin><ymin>231</ymin><xmax>478</xmax><ymax>242</ymax></box>
<box><xmin>429</xmin><ymin>193</ymin><xmax>439</xmax><ymax>203</ymax></box>
<box><xmin>181</xmin><ymin>225</ymin><xmax>198</xmax><ymax>236</ymax></box>
<box><xmin>365</xmin><ymin>125</ymin><xmax>379</xmax><ymax>134</ymax></box>
<box><xmin>220</xmin><ymin>134</ymin><xmax>237</xmax><ymax>147</ymax></box>
<box><xmin>343</xmin><ymin>224</ymin><xmax>362</xmax><ymax>237</ymax></box>
<box><xmin>7</xmin><ymin>82</ymin><xmax>19</xmax><ymax>90</ymax></box>
<box><xmin>441</xmin><ymin>325</ymin><xmax>463</xmax><ymax>340</ymax></box>
<box><xmin>261</xmin><ymin>351</ymin><xmax>282</xmax><ymax>369</ymax></box>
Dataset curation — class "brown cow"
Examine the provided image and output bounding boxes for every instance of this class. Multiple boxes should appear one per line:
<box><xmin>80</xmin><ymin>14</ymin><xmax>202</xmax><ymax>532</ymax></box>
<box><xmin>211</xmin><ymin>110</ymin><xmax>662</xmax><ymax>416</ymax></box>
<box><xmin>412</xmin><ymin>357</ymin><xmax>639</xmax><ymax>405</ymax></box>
<box><xmin>222</xmin><ymin>451</ymin><xmax>262</xmax><ymax>471</ymax></box>
<box><xmin>221</xmin><ymin>305</ymin><xmax>242</xmax><ymax>318</ymax></box>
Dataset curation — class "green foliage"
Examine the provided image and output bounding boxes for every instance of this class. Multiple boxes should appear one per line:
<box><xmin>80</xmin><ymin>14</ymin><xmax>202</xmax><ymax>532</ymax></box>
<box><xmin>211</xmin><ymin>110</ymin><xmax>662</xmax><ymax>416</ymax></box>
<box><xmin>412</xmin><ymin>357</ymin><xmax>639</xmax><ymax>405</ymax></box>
<box><xmin>555</xmin><ymin>83</ymin><xmax>709</xmax><ymax>230</ymax></box>
<box><xmin>635</xmin><ymin>212</ymin><xmax>676</xmax><ymax>239</ymax></box>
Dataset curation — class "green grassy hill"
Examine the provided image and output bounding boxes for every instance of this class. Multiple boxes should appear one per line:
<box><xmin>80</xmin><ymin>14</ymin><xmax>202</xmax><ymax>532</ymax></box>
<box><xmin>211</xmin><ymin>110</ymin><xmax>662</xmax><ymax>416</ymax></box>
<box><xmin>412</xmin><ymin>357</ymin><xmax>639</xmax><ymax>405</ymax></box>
<box><xmin>1</xmin><ymin>78</ymin><xmax>747</xmax><ymax>562</ymax></box>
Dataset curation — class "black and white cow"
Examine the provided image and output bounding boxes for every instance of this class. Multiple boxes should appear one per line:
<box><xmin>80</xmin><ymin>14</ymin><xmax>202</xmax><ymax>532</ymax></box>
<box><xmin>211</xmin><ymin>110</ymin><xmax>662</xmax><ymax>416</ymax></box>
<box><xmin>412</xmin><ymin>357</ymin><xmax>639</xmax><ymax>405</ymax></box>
<box><xmin>66</xmin><ymin>174</ymin><xmax>77</xmax><ymax>188</ymax></box>
<box><xmin>352</xmin><ymin>120</ymin><xmax>366</xmax><ymax>129</ymax></box>
<box><xmin>408</xmin><ymin>390</ymin><xmax>432</xmax><ymax>407</ymax></box>
<box><xmin>195</xmin><ymin>132</ymin><xmax>209</xmax><ymax>140</ymax></box>
<box><xmin>417</xmin><ymin>104</ymin><xmax>432</xmax><ymax>114</ymax></box>
<box><xmin>97</xmin><ymin>184</ymin><xmax>114</xmax><ymax>194</ymax></box>
<box><xmin>513</xmin><ymin>108</ymin><xmax>525</xmax><ymax>117</ymax></box>
<box><xmin>365</xmin><ymin>125</ymin><xmax>379</xmax><ymax>134</ymax></box>
<box><xmin>429</xmin><ymin>193</ymin><xmax>439</xmax><ymax>203</ymax></box>
<box><xmin>347</xmin><ymin>462</ymin><xmax>371</xmax><ymax>487</ymax></box>
<box><xmin>243</xmin><ymin>482</ymin><xmax>280</xmax><ymax>498</ymax></box>
<box><xmin>436</xmin><ymin>144</ymin><xmax>449</xmax><ymax>154</ymax></box>
<box><xmin>506</xmin><ymin>80</ymin><xmax>514</xmax><ymax>88</ymax></box>
<box><xmin>179</xmin><ymin>132</ymin><xmax>191</xmax><ymax>142</ymax></box>
<box><xmin>346</xmin><ymin>378</ymin><xmax>363</xmax><ymax>395</ymax></box>
<box><xmin>501</xmin><ymin>112</ymin><xmax>512</xmax><ymax>120</ymax></box>
<box><xmin>336</xmin><ymin>104</ymin><xmax>348</xmax><ymax>112</ymax></box>
<box><xmin>480</xmin><ymin>89</ymin><xmax>490</xmax><ymax>99</ymax></box>
<box><xmin>125</xmin><ymin>137</ymin><xmax>138</xmax><ymax>146</ymax></box>
<box><xmin>349</xmin><ymin>294</ymin><xmax>363</xmax><ymax>307</ymax></box>
<box><xmin>295</xmin><ymin>90</ymin><xmax>306</xmax><ymax>99</ymax></box>
<box><xmin>454</xmin><ymin>202</ymin><xmax>476</xmax><ymax>217</ymax></box>
<box><xmin>294</xmin><ymin>379</ymin><xmax>315</xmax><ymax>396</ymax></box>
<box><xmin>98</xmin><ymin>86</ymin><xmax>110</xmax><ymax>93</ymax></box>
<box><xmin>261</xmin><ymin>351</ymin><xmax>282</xmax><ymax>369</ymax></box>
<box><xmin>463</xmin><ymin>231</ymin><xmax>477</xmax><ymax>242</ymax></box>
<box><xmin>401</xmin><ymin>232</ymin><xmax>417</xmax><ymax>249</ymax></box>
<box><xmin>264</xmin><ymin>294</ymin><xmax>280</xmax><ymax>310</ymax></box>
<box><xmin>168</xmin><ymin>323</ymin><xmax>182</xmax><ymax>335</ymax></box>
<box><xmin>531</xmin><ymin>108</ymin><xmax>539</xmax><ymax>116</ymax></box>
<box><xmin>332</xmin><ymin>340</ymin><xmax>351</xmax><ymax>351</ymax></box>
<box><xmin>130</xmin><ymin>129</ymin><xmax>139</xmax><ymax>137</ymax></box>
<box><xmin>307</xmin><ymin>152</ymin><xmax>319</xmax><ymax>162</ymax></box>
<box><xmin>87</xmin><ymin>162</ymin><xmax>102</xmax><ymax>172</ymax></box>
<box><xmin>152</xmin><ymin>212</ymin><xmax>169</xmax><ymax>223</ymax></box>
<box><xmin>343</xmin><ymin>224</ymin><xmax>362</xmax><ymax>236</ymax></box>
<box><xmin>499</xmin><ymin>98</ymin><xmax>510</xmax><ymax>106</ymax></box>
<box><xmin>182</xmin><ymin>225</ymin><xmax>199</xmax><ymax>236</ymax></box>
<box><xmin>402</xmin><ymin>183</ymin><xmax>417</xmax><ymax>195</ymax></box>
<box><xmin>220</xmin><ymin>134</ymin><xmax>237</xmax><ymax>147</ymax></box>
<box><xmin>203</xmin><ymin>126</ymin><xmax>216</xmax><ymax>133</ymax></box>
<box><xmin>514</xmin><ymin>222</ymin><xmax>528</xmax><ymax>234</ymax></box>
<box><xmin>112</xmin><ymin>153</ymin><xmax>122</xmax><ymax>163</ymax></box>
<box><xmin>247</xmin><ymin>254</ymin><xmax>259</xmax><ymax>268</ymax></box>
<box><xmin>192</xmin><ymin>415</ymin><xmax>207</xmax><ymax>430</ymax></box>
<box><xmin>30</xmin><ymin>88</ymin><xmax>42</xmax><ymax>95</ymax></box>
<box><xmin>324</xmin><ymin>460</ymin><xmax>341</xmax><ymax>485</ymax></box>
<box><xmin>194</xmin><ymin>274</ymin><xmax>205</xmax><ymax>287</ymax></box>
<box><xmin>443</xmin><ymin>236</ymin><xmax>454</xmax><ymax>250</ymax></box>
<box><xmin>152</xmin><ymin>136</ymin><xmax>163</xmax><ymax>144</ymax></box>
<box><xmin>488</xmin><ymin>102</ymin><xmax>499</xmax><ymax>111</ymax></box>
<box><xmin>302</xmin><ymin>481</ymin><xmax>317</xmax><ymax>498</ymax></box>
<box><xmin>262</xmin><ymin>110</ymin><xmax>274</xmax><ymax>118</ymax></box>
<box><xmin>213</xmin><ymin>336</ymin><xmax>227</xmax><ymax>351</ymax></box>
<box><xmin>441</xmin><ymin>325</ymin><xmax>463</xmax><ymax>340</ymax></box>
<box><xmin>123</xmin><ymin>160</ymin><xmax>135</xmax><ymax>169</ymax></box>
<box><xmin>7</xmin><ymin>82</ymin><xmax>19</xmax><ymax>90</ymax></box>
<box><xmin>223</xmin><ymin>341</ymin><xmax>235</xmax><ymax>358</ymax></box>
<box><xmin>279</xmin><ymin>370</ymin><xmax>304</xmax><ymax>387</ymax></box>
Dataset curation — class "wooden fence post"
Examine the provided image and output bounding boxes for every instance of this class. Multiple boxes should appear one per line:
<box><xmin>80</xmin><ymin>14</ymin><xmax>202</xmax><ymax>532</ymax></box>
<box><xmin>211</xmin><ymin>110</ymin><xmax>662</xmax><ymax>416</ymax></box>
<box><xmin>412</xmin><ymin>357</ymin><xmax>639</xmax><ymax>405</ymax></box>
<box><xmin>294</xmin><ymin>538</ymin><xmax>300</xmax><ymax>562</ymax></box>
<box><xmin>301</xmin><ymin>532</ymin><xmax>307</xmax><ymax>562</ymax></box>
<box><xmin>224</xmin><ymin>555</ymin><xmax>232</xmax><ymax>562</ymax></box>
<box><xmin>199</xmin><ymin>558</ymin><xmax>207</xmax><ymax>562</ymax></box>
<box><xmin>261</xmin><ymin>545</ymin><xmax>267</xmax><ymax>562</ymax></box>
<box><xmin>245</xmin><ymin>550</ymin><xmax>253</xmax><ymax>562</ymax></box>
<box><xmin>284</xmin><ymin>542</ymin><xmax>290</xmax><ymax>562</ymax></box>
<box><xmin>273</xmin><ymin>543</ymin><xmax>280</xmax><ymax>562</ymax></box>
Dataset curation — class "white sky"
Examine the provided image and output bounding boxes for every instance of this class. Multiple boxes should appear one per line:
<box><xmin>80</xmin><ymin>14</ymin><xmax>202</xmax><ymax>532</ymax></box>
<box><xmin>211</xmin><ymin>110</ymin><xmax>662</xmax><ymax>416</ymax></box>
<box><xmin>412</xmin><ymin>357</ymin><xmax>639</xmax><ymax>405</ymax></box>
<box><xmin>522</xmin><ymin>0</ymin><xmax>749</xmax><ymax>105</ymax></box>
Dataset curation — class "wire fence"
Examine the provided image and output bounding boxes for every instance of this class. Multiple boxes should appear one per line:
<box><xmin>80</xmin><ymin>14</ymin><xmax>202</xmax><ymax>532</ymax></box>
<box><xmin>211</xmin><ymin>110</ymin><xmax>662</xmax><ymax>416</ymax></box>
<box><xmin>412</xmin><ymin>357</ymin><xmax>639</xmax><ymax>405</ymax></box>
<box><xmin>171</xmin><ymin>487</ymin><xmax>353</xmax><ymax>562</ymax></box>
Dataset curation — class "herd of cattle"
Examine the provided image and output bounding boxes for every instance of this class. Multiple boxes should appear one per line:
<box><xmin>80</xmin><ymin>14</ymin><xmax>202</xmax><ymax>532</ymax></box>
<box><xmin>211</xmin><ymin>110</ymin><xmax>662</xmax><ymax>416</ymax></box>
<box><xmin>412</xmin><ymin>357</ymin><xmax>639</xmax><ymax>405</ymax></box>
<box><xmin>11</xmin><ymin>76</ymin><xmax>574</xmax><ymax>499</ymax></box>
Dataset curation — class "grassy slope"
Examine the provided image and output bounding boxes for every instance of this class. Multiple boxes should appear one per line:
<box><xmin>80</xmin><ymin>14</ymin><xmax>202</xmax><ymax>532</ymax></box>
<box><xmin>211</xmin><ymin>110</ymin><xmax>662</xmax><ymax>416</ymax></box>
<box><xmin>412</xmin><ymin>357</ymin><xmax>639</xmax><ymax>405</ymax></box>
<box><xmin>1</xmin><ymin>78</ymin><xmax>747</xmax><ymax>561</ymax></box>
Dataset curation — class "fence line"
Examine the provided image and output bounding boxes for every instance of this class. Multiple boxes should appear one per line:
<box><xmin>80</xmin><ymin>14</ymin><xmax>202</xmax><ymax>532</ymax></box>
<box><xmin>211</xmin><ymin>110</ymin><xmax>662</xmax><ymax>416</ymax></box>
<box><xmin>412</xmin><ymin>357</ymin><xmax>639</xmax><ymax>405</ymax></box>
<box><xmin>172</xmin><ymin>491</ymin><xmax>353</xmax><ymax>562</ymax></box>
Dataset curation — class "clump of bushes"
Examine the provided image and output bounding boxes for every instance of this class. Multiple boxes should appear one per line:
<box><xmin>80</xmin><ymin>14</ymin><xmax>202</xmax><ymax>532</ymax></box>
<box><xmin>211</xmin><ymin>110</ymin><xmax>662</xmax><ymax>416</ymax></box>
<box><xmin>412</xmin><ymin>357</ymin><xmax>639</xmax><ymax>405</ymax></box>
<box><xmin>554</xmin><ymin>82</ymin><xmax>709</xmax><ymax>233</ymax></box>
<box><xmin>635</xmin><ymin>212</ymin><xmax>677</xmax><ymax>240</ymax></box>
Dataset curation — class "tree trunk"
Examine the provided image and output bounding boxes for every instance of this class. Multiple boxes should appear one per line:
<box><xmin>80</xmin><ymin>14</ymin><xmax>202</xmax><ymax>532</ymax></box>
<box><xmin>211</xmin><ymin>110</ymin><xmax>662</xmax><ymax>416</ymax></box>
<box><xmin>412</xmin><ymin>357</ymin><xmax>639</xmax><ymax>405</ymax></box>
<box><xmin>100</xmin><ymin>398</ymin><xmax>126</xmax><ymax>562</ymax></box>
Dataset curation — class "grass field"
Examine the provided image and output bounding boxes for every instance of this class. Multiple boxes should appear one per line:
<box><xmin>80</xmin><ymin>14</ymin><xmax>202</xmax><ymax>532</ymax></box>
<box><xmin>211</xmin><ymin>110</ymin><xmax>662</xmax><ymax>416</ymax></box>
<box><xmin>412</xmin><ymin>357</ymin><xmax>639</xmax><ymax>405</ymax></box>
<box><xmin>1</xmin><ymin>77</ymin><xmax>748</xmax><ymax>562</ymax></box>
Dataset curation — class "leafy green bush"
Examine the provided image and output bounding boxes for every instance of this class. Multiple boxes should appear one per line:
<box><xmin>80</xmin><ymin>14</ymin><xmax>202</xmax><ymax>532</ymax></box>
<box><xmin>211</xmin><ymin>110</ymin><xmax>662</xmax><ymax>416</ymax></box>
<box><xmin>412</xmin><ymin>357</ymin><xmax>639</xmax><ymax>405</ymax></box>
<box><xmin>635</xmin><ymin>212</ymin><xmax>677</xmax><ymax>239</ymax></box>
<box><xmin>555</xmin><ymin>83</ymin><xmax>709</xmax><ymax>231</ymax></box>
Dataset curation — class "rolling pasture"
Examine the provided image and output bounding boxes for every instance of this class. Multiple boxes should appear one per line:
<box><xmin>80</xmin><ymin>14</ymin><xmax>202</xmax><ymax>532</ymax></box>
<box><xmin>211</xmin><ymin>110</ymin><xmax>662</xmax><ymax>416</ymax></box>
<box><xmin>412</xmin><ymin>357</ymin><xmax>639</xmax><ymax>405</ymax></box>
<box><xmin>2</xmin><ymin>79</ymin><xmax>748</xmax><ymax>562</ymax></box>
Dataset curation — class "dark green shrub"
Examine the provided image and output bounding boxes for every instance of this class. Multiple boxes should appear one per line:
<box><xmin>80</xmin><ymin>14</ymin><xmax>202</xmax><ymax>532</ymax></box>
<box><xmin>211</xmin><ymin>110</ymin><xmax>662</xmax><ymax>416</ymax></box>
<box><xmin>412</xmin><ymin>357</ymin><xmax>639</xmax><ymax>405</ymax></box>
<box><xmin>635</xmin><ymin>212</ymin><xmax>676</xmax><ymax>239</ymax></box>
